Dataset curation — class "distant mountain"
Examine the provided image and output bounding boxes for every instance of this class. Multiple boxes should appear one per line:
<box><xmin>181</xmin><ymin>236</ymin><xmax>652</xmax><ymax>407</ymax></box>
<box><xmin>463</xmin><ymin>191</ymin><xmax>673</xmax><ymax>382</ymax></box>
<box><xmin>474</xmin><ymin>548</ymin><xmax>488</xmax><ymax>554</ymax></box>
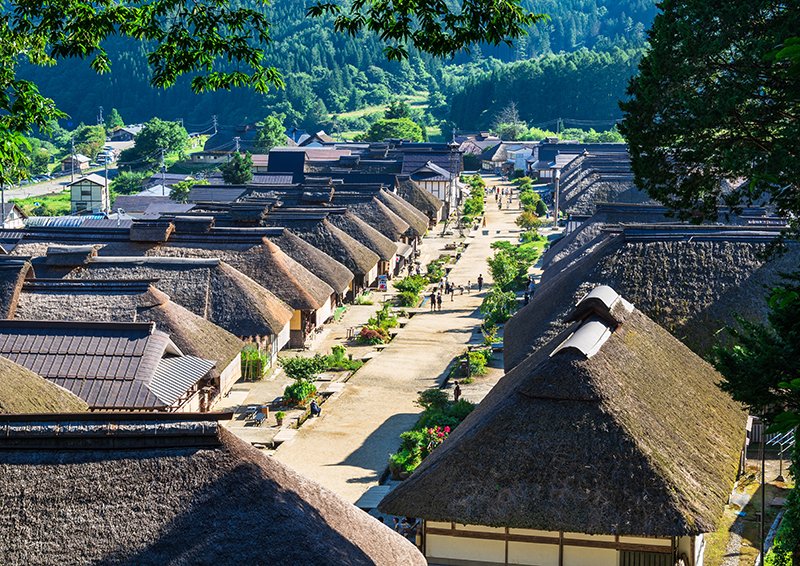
<box><xmin>19</xmin><ymin>0</ymin><xmax>657</xmax><ymax>131</ymax></box>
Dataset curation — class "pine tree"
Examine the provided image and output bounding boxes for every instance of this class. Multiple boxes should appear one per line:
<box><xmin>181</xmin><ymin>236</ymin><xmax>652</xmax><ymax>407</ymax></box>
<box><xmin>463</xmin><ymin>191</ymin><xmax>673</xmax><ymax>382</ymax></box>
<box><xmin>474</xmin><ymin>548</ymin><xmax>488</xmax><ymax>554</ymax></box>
<box><xmin>220</xmin><ymin>152</ymin><xmax>253</xmax><ymax>185</ymax></box>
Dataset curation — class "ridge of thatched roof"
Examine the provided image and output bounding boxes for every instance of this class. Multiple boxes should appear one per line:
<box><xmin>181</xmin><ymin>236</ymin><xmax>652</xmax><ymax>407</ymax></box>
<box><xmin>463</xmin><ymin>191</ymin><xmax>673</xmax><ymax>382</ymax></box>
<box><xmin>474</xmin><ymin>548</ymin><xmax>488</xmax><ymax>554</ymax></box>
<box><xmin>97</xmin><ymin>239</ymin><xmax>333</xmax><ymax>311</ymax></box>
<box><xmin>15</xmin><ymin>279</ymin><xmax>244</xmax><ymax>378</ymax></box>
<box><xmin>263</xmin><ymin>228</ymin><xmax>353</xmax><ymax>295</ymax></box>
<box><xmin>312</xmin><ymin>209</ymin><xmax>398</xmax><ymax>262</ymax></box>
<box><xmin>504</xmin><ymin>230</ymin><xmax>800</xmax><ymax>371</ymax></box>
<box><xmin>0</xmin><ymin>355</ymin><xmax>88</xmax><ymax>414</ymax></box>
<box><xmin>0</xmin><ymin>258</ymin><xmax>33</xmax><ymax>319</ymax></box>
<box><xmin>345</xmin><ymin>198</ymin><xmax>410</xmax><ymax>241</ymax></box>
<box><xmin>375</xmin><ymin>190</ymin><xmax>428</xmax><ymax>236</ymax></box>
<box><xmin>262</xmin><ymin>214</ymin><xmax>380</xmax><ymax>277</ymax></box>
<box><xmin>379</xmin><ymin>289</ymin><xmax>746</xmax><ymax>537</ymax></box>
<box><xmin>0</xmin><ymin>418</ymin><xmax>426</xmax><ymax>566</ymax></box>
<box><xmin>59</xmin><ymin>258</ymin><xmax>294</xmax><ymax>339</ymax></box>
<box><xmin>44</xmin><ymin>244</ymin><xmax>98</xmax><ymax>266</ymax></box>
<box><xmin>396</xmin><ymin>178</ymin><xmax>443</xmax><ymax>216</ymax></box>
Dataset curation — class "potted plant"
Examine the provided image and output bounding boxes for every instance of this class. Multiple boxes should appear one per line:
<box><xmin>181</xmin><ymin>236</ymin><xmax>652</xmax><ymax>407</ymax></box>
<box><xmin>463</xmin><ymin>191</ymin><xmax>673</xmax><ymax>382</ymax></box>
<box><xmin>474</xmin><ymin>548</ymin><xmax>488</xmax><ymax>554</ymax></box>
<box><xmin>275</xmin><ymin>411</ymin><xmax>286</xmax><ymax>426</ymax></box>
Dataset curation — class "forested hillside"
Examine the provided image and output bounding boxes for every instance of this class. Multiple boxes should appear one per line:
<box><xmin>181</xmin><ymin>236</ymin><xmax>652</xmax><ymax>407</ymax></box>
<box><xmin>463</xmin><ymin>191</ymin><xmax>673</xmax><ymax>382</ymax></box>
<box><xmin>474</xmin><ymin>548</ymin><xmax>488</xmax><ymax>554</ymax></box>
<box><xmin>19</xmin><ymin>0</ymin><xmax>656</xmax><ymax>132</ymax></box>
<box><xmin>449</xmin><ymin>47</ymin><xmax>644</xmax><ymax>130</ymax></box>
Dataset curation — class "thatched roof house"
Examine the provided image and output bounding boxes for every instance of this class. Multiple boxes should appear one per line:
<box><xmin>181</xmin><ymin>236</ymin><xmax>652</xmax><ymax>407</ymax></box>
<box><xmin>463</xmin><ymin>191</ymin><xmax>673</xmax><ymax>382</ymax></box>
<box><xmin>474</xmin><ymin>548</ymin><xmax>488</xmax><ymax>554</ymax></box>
<box><xmin>14</xmin><ymin>279</ymin><xmax>245</xmax><ymax>400</ymax></box>
<box><xmin>374</xmin><ymin>189</ymin><xmax>429</xmax><ymax>238</ymax></box>
<box><xmin>380</xmin><ymin>286</ymin><xmax>746</xmax><ymax>566</ymax></box>
<box><xmin>52</xmin><ymin>256</ymin><xmax>294</xmax><ymax>356</ymax></box>
<box><xmin>0</xmin><ymin>320</ymin><xmax>217</xmax><ymax>412</ymax></box>
<box><xmin>0</xmin><ymin>412</ymin><xmax>426</xmax><ymax>566</ymax></box>
<box><xmin>324</xmin><ymin>209</ymin><xmax>398</xmax><ymax>263</ymax></box>
<box><xmin>396</xmin><ymin>178</ymin><xmax>444</xmax><ymax>225</ymax></box>
<box><xmin>263</xmin><ymin>228</ymin><xmax>354</xmax><ymax>297</ymax></box>
<box><xmin>504</xmin><ymin>224</ymin><xmax>798</xmax><ymax>371</ymax></box>
<box><xmin>261</xmin><ymin>211</ymin><xmax>381</xmax><ymax>290</ymax></box>
<box><xmin>0</xmin><ymin>355</ymin><xmax>88</xmax><ymax>414</ymax></box>
<box><xmin>330</xmin><ymin>194</ymin><xmax>411</xmax><ymax>242</ymax></box>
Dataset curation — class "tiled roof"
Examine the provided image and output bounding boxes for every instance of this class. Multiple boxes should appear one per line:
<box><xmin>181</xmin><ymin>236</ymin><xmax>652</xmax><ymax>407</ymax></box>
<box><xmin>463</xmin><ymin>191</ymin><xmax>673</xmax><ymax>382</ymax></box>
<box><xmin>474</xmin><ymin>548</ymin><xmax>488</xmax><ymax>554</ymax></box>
<box><xmin>0</xmin><ymin>320</ymin><xmax>211</xmax><ymax>410</ymax></box>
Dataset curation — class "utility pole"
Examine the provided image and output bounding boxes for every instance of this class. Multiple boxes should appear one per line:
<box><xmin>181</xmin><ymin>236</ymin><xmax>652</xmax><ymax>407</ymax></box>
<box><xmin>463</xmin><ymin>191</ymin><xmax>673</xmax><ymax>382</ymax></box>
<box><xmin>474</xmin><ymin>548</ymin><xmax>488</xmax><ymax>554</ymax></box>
<box><xmin>98</xmin><ymin>106</ymin><xmax>104</xmax><ymax>126</ymax></box>
<box><xmin>160</xmin><ymin>148</ymin><xmax>166</xmax><ymax>196</ymax></box>
<box><xmin>71</xmin><ymin>136</ymin><xmax>75</xmax><ymax>184</ymax></box>
<box><xmin>212</xmin><ymin>115</ymin><xmax>218</xmax><ymax>136</ymax></box>
<box><xmin>234</xmin><ymin>137</ymin><xmax>241</xmax><ymax>153</ymax></box>
<box><xmin>104</xmin><ymin>159</ymin><xmax>109</xmax><ymax>214</ymax></box>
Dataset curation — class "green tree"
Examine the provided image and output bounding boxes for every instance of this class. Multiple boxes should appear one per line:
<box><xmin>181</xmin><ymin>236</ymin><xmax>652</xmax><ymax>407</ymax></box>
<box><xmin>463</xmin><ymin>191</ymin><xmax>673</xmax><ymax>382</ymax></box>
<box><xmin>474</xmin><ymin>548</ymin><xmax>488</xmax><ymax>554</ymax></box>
<box><xmin>73</xmin><ymin>125</ymin><xmax>106</xmax><ymax>160</ymax></box>
<box><xmin>713</xmin><ymin>272</ymin><xmax>800</xmax><ymax>566</ymax></box>
<box><xmin>480</xmin><ymin>287</ymin><xmax>518</xmax><ymax>327</ymax></box>
<box><xmin>170</xmin><ymin>179</ymin><xmax>198</xmax><ymax>203</ymax></box>
<box><xmin>220</xmin><ymin>152</ymin><xmax>254</xmax><ymax>185</ymax></box>
<box><xmin>385</xmin><ymin>99</ymin><xmax>411</xmax><ymax>119</ymax></box>
<box><xmin>104</xmin><ymin>108</ymin><xmax>124</xmax><ymax>130</ymax></box>
<box><xmin>110</xmin><ymin>171</ymin><xmax>148</xmax><ymax>195</ymax></box>
<box><xmin>515</xmin><ymin>210</ymin><xmax>541</xmax><ymax>230</ymax></box>
<box><xmin>363</xmin><ymin>118</ymin><xmax>423</xmax><ymax>142</ymax></box>
<box><xmin>252</xmin><ymin>115</ymin><xmax>286</xmax><ymax>154</ymax></box>
<box><xmin>279</xmin><ymin>354</ymin><xmax>327</xmax><ymax>382</ymax></box>
<box><xmin>619</xmin><ymin>0</ymin><xmax>800</xmax><ymax>231</ymax></box>
<box><xmin>133</xmin><ymin>118</ymin><xmax>188</xmax><ymax>160</ymax></box>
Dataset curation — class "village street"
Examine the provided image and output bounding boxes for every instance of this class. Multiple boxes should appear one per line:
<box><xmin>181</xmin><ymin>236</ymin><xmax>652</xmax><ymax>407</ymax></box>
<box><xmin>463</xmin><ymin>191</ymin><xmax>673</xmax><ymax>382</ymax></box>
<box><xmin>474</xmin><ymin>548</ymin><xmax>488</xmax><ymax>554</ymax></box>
<box><xmin>218</xmin><ymin>174</ymin><xmax>557</xmax><ymax>504</ymax></box>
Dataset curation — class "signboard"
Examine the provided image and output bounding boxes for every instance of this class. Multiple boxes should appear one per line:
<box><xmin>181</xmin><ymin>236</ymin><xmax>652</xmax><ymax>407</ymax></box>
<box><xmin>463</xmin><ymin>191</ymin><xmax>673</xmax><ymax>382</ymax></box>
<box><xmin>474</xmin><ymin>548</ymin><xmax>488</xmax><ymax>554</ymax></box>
<box><xmin>378</xmin><ymin>275</ymin><xmax>388</xmax><ymax>292</ymax></box>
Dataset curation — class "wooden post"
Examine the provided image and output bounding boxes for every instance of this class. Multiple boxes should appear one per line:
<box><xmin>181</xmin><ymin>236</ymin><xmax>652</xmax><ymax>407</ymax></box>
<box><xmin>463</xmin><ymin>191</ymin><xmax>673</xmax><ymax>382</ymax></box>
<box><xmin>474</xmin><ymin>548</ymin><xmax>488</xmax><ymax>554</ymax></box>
<box><xmin>559</xmin><ymin>531</ymin><xmax>564</xmax><ymax>566</ymax></box>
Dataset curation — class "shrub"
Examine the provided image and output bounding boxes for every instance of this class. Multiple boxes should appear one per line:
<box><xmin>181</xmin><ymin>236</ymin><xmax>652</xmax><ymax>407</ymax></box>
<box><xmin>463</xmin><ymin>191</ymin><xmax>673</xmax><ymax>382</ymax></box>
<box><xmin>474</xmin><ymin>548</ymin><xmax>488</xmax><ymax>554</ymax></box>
<box><xmin>279</xmin><ymin>354</ymin><xmax>326</xmax><ymax>382</ymax></box>
<box><xmin>448</xmin><ymin>399</ymin><xmax>475</xmax><ymax>422</ymax></box>
<box><xmin>513</xmin><ymin>176</ymin><xmax>533</xmax><ymax>186</ymax></box>
<box><xmin>356</xmin><ymin>327</ymin><xmax>385</xmax><ymax>345</ymax></box>
<box><xmin>512</xmin><ymin>168</ymin><xmax>525</xmax><ymax>179</ymax></box>
<box><xmin>240</xmin><ymin>344</ymin><xmax>270</xmax><ymax>381</ymax></box>
<box><xmin>416</xmin><ymin>388</ymin><xmax>449</xmax><ymax>411</ymax></box>
<box><xmin>283</xmin><ymin>381</ymin><xmax>317</xmax><ymax>405</ymax></box>
<box><xmin>467</xmin><ymin>350</ymin><xmax>488</xmax><ymax>376</ymax></box>
<box><xmin>480</xmin><ymin>287</ymin><xmax>519</xmax><ymax>327</ymax></box>
<box><xmin>393</xmin><ymin>275</ymin><xmax>427</xmax><ymax>295</ymax></box>
<box><xmin>354</xmin><ymin>292</ymin><xmax>374</xmax><ymax>305</ymax></box>
<box><xmin>535</xmin><ymin>199</ymin><xmax>548</xmax><ymax>216</ymax></box>
<box><xmin>368</xmin><ymin>302</ymin><xmax>398</xmax><ymax>329</ymax></box>
<box><xmin>516</xmin><ymin>210</ymin><xmax>542</xmax><ymax>230</ymax></box>
<box><xmin>397</xmin><ymin>291</ymin><xmax>419</xmax><ymax>307</ymax></box>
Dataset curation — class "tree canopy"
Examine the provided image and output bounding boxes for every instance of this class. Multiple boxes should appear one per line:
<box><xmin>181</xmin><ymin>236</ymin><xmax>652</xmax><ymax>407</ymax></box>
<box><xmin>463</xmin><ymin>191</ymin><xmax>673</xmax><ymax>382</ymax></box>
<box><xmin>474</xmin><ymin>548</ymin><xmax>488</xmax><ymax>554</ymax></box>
<box><xmin>104</xmin><ymin>108</ymin><xmax>124</xmax><ymax>130</ymax></box>
<box><xmin>124</xmin><ymin>118</ymin><xmax>188</xmax><ymax>165</ymax></box>
<box><xmin>220</xmin><ymin>152</ymin><xmax>254</xmax><ymax>184</ymax></box>
<box><xmin>253</xmin><ymin>115</ymin><xmax>286</xmax><ymax>154</ymax></box>
<box><xmin>619</xmin><ymin>0</ymin><xmax>800</xmax><ymax>229</ymax></box>
<box><xmin>363</xmin><ymin>118</ymin><xmax>424</xmax><ymax>142</ymax></box>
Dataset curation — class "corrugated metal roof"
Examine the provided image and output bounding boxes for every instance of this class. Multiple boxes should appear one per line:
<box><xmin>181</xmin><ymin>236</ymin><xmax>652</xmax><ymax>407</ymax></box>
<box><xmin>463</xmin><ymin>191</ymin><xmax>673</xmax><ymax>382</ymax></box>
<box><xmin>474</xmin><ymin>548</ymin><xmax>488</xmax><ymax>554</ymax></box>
<box><xmin>150</xmin><ymin>356</ymin><xmax>215</xmax><ymax>405</ymax></box>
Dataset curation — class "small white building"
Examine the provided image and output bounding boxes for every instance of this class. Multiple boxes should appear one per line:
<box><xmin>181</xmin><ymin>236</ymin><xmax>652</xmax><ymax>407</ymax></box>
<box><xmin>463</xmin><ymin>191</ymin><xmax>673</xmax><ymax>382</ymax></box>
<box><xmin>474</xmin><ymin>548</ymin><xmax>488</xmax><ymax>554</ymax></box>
<box><xmin>68</xmin><ymin>173</ymin><xmax>110</xmax><ymax>214</ymax></box>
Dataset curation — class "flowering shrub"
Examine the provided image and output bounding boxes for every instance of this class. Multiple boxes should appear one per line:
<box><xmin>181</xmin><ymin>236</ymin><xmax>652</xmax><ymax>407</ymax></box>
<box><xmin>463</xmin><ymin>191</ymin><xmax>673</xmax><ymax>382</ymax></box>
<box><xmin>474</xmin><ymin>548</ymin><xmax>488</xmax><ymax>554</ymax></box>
<box><xmin>283</xmin><ymin>381</ymin><xmax>317</xmax><ymax>405</ymax></box>
<box><xmin>356</xmin><ymin>326</ymin><xmax>385</xmax><ymax>345</ymax></box>
<box><xmin>422</xmin><ymin>426</ymin><xmax>451</xmax><ymax>455</ymax></box>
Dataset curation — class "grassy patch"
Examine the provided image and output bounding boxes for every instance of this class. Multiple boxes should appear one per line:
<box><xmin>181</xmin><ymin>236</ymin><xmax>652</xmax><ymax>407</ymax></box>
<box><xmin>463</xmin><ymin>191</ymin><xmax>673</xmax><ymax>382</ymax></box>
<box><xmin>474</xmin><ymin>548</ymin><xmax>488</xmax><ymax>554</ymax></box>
<box><xmin>11</xmin><ymin>190</ymin><xmax>72</xmax><ymax>216</ymax></box>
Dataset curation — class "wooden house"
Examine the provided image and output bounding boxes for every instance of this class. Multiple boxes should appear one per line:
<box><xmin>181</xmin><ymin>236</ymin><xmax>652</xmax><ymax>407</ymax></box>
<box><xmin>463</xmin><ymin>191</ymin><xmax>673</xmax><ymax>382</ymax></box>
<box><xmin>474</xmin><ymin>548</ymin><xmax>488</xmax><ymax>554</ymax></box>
<box><xmin>14</xmin><ymin>277</ymin><xmax>245</xmax><ymax>407</ymax></box>
<box><xmin>109</xmin><ymin>125</ymin><xmax>142</xmax><ymax>141</ymax></box>
<box><xmin>0</xmin><ymin>412</ymin><xmax>426</xmax><ymax>566</ymax></box>
<box><xmin>60</xmin><ymin>153</ymin><xmax>91</xmax><ymax>173</ymax></box>
<box><xmin>396</xmin><ymin>177</ymin><xmax>444</xmax><ymax>226</ymax></box>
<box><xmin>379</xmin><ymin>286</ymin><xmax>747</xmax><ymax>566</ymax></box>
<box><xmin>0</xmin><ymin>203</ymin><xmax>27</xmax><ymax>229</ymax></box>
<box><xmin>68</xmin><ymin>173</ymin><xmax>110</xmax><ymax>214</ymax></box>
<box><xmin>0</xmin><ymin>320</ymin><xmax>219</xmax><ymax>412</ymax></box>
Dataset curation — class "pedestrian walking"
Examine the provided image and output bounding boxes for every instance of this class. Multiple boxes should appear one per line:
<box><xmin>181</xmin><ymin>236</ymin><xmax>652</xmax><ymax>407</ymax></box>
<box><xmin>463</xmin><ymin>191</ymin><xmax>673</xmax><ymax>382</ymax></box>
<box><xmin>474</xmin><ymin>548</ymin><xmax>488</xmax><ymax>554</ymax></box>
<box><xmin>466</xmin><ymin>280</ymin><xmax>471</xmax><ymax>294</ymax></box>
<box><xmin>528</xmin><ymin>277</ymin><xmax>536</xmax><ymax>298</ymax></box>
<box><xmin>429</xmin><ymin>291</ymin><xmax>436</xmax><ymax>312</ymax></box>
<box><xmin>453</xmin><ymin>381</ymin><xmax>461</xmax><ymax>402</ymax></box>
<box><xmin>523</xmin><ymin>291</ymin><xmax>529</xmax><ymax>305</ymax></box>
<box><xmin>450</xmin><ymin>285</ymin><xmax>455</xmax><ymax>301</ymax></box>
<box><xmin>436</xmin><ymin>292</ymin><xmax>442</xmax><ymax>311</ymax></box>
<box><xmin>477</xmin><ymin>274</ymin><xmax>483</xmax><ymax>292</ymax></box>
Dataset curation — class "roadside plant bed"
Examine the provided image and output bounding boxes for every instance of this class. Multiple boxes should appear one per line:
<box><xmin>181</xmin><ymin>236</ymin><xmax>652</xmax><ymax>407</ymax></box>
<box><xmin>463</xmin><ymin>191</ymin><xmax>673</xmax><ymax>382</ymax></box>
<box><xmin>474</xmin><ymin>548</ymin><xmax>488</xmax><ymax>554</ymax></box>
<box><xmin>240</xmin><ymin>341</ymin><xmax>271</xmax><ymax>381</ymax></box>
<box><xmin>393</xmin><ymin>275</ymin><xmax>427</xmax><ymax>307</ymax></box>
<box><xmin>356</xmin><ymin>302</ymin><xmax>399</xmax><ymax>345</ymax></box>
<box><xmin>279</xmin><ymin>347</ymin><xmax>364</xmax><ymax>403</ymax></box>
<box><xmin>448</xmin><ymin>348</ymin><xmax>493</xmax><ymax>381</ymax></box>
<box><xmin>388</xmin><ymin>389</ymin><xmax>475</xmax><ymax>480</ymax></box>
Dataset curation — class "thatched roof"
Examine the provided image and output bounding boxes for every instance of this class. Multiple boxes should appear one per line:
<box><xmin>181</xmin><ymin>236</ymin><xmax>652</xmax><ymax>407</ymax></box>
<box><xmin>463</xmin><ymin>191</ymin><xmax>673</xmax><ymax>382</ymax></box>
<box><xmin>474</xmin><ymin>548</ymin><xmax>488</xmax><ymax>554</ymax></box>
<box><xmin>313</xmin><ymin>209</ymin><xmax>398</xmax><ymax>262</ymax></box>
<box><xmin>15</xmin><ymin>279</ymin><xmax>243</xmax><ymax>378</ymax></box>
<box><xmin>504</xmin><ymin>226</ymin><xmax>800</xmax><ymax>371</ymax></box>
<box><xmin>59</xmin><ymin>258</ymin><xmax>293</xmax><ymax>339</ymax></box>
<box><xmin>345</xmin><ymin>198</ymin><xmax>410</xmax><ymax>241</ymax></box>
<box><xmin>379</xmin><ymin>287</ymin><xmax>746</xmax><ymax>537</ymax></box>
<box><xmin>99</xmin><ymin>239</ymin><xmax>333</xmax><ymax>311</ymax></box>
<box><xmin>263</xmin><ymin>228</ymin><xmax>353</xmax><ymax>295</ymax></box>
<box><xmin>396</xmin><ymin>178</ymin><xmax>443</xmax><ymax>217</ymax></box>
<box><xmin>0</xmin><ymin>414</ymin><xmax>426</xmax><ymax>566</ymax></box>
<box><xmin>0</xmin><ymin>355</ymin><xmax>88</xmax><ymax>414</ymax></box>
<box><xmin>261</xmin><ymin>212</ymin><xmax>380</xmax><ymax>277</ymax></box>
<box><xmin>130</xmin><ymin>220</ymin><xmax>175</xmax><ymax>242</ymax></box>
<box><xmin>0</xmin><ymin>258</ymin><xmax>33</xmax><ymax>319</ymax></box>
<box><xmin>374</xmin><ymin>190</ymin><xmax>428</xmax><ymax>236</ymax></box>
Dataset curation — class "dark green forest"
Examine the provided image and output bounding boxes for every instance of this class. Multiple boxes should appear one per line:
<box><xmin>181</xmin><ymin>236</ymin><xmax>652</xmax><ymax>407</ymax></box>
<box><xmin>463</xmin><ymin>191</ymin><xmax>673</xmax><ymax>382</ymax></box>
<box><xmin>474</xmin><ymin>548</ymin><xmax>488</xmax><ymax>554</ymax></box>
<box><xmin>19</xmin><ymin>0</ymin><xmax>656</xmax><ymax>132</ymax></box>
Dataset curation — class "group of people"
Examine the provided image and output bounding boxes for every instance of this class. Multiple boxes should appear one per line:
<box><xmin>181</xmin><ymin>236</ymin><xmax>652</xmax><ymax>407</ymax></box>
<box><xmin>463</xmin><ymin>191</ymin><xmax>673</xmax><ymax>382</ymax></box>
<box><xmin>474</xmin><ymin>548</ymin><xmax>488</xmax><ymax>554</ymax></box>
<box><xmin>428</xmin><ymin>275</ymin><xmax>486</xmax><ymax>311</ymax></box>
<box><xmin>392</xmin><ymin>517</ymin><xmax>421</xmax><ymax>542</ymax></box>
